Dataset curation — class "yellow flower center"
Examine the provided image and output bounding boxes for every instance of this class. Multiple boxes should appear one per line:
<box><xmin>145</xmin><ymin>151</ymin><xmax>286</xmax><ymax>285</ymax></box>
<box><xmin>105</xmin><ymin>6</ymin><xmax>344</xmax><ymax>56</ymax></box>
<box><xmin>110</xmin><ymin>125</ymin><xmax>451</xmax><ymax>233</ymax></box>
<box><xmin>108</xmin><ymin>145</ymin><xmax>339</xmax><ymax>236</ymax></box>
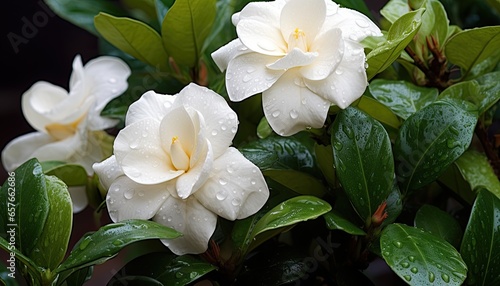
<box><xmin>288</xmin><ymin>27</ymin><xmax>308</xmax><ymax>52</ymax></box>
<box><xmin>45</xmin><ymin>116</ymin><xmax>84</xmax><ymax>141</ymax></box>
<box><xmin>170</xmin><ymin>136</ymin><xmax>190</xmax><ymax>171</ymax></box>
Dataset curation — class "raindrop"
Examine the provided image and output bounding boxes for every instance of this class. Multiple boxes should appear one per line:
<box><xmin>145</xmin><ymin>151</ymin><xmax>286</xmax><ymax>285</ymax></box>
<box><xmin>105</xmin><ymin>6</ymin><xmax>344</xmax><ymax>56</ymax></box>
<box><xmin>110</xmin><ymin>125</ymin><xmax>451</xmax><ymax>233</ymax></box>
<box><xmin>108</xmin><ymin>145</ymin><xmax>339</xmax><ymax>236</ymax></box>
<box><xmin>108</xmin><ymin>78</ymin><xmax>117</xmax><ymax>83</ymax></box>
<box><xmin>211</xmin><ymin>129</ymin><xmax>218</xmax><ymax>136</ymax></box>
<box><xmin>408</xmin><ymin>256</ymin><xmax>415</xmax><ymax>262</ymax></box>
<box><xmin>216</xmin><ymin>190</ymin><xmax>228</xmax><ymax>201</ymax></box>
<box><xmin>167</xmin><ymin>216</ymin><xmax>172</xmax><ymax>222</ymax></box>
<box><xmin>272</xmin><ymin>110</ymin><xmax>281</xmax><ymax>118</ymax></box>
<box><xmin>112</xmin><ymin>239</ymin><xmax>123</xmax><ymax>246</ymax></box>
<box><xmin>138</xmin><ymin>191</ymin><xmax>144</xmax><ymax>197</ymax></box>
<box><xmin>447</xmin><ymin>139</ymin><xmax>460</xmax><ymax>149</ymax></box>
<box><xmin>364</xmin><ymin>62</ymin><xmax>369</xmax><ymax>69</ymax></box>
<box><xmin>227</xmin><ymin>163</ymin><xmax>235</xmax><ymax>174</ymax></box>
<box><xmin>221</xmin><ymin>125</ymin><xmax>227</xmax><ymax>131</ymax></box>
<box><xmin>342</xmin><ymin>125</ymin><xmax>354</xmax><ymax>139</ymax></box>
<box><xmin>219</xmin><ymin>178</ymin><xmax>227</xmax><ymax>185</ymax></box>
<box><xmin>243</xmin><ymin>74</ymin><xmax>252</xmax><ymax>82</ymax></box>
<box><xmin>349</xmin><ymin>34</ymin><xmax>358</xmax><ymax>41</ymax></box>
<box><xmin>175</xmin><ymin>272</ymin><xmax>184</xmax><ymax>278</ymax></box>
<box><xmin>251</xmin><ymin>180</ymin><xmax>256</xmax><ymax>185</ymax></box>
<box><xmin>164</xmin><ymin>101</ymin><xmax>172</xmax><ymax>108</ymax></box>
<box><xmin>429</xmin><ymin>272</ymin><xmax>435</xmax><ymax>283</ymax></box>
<box><xmin>400</xmin><ymin>262</ymin><xmax>409</xmax><ymax>268</ymax></box>
<box><xmin>257</xmin><ymin>41</ymin><xmax>276</xmax><ymax>52</ymax></box>
<box><xmin>124</xmin><ymin>189</ymin><xmax>134</xmax><ymax>200</ymax></box>
<box><xmin>403</xmin><ymin>275</ymin><xmax>411</xmax><ymax>282</ymax></box>
<box><xmin>301</xmin><ymin>98</ymin><xmax>307</xmax><ymax>105</ymax></box>
<box><xmin>289</xmin><ymin>109</ymin><xmax>299</xmax><ymax>119</ymax></box>
<box><xmin>333</xmin><ymin>141</ymin><xmax>343</xmax><ymax>151</ymax></box>
<box><xmin>189</xmin><ymin>272</ymin><xmax>198</xmax><ymax>279</ymax></box>
<box><xmin>410</xmin><ymin>267</ymin><xmax>418</xmax><ymax>274</ymax></box>
<box><xmin>231</xmin><ymin>127</ymin><xmax>237</xmax><ymax>134</ymax></box>
<box><xmin>393</xmin><ymin>241</ymin><xmax>402</xmax><ymax>248</ymax></box>
<box><xmin>335</xmin><ymin>68</ymin><xmax>344</xmax><ymax>75</ymax></box>
<box><xmin>111</xmin><ymin>88</ymin><xmax>118</xmax><ymax>94</ymax></box>
<box><xmin>79</xmin><ymin>237</ymin><xmax>92</xmax><ymax>250</ymax></box>
<box><xmin>441</xmin><ymin>273</ymin><xmax>450</xmax><ymax>283</ymax></box>
<box><xmin>231</xmin><ymin>198</ymin><xmax>241</xmax><ymax>206</ymax></box>
<box><xmin>129</xmin><ymin>139</ymin><xmax>139</xmax><ymax>149</ymax></box>
<box><xmin>436</xmin><ymin>264</ymin><xmax>442</xmax><ymax>269</ymax></box>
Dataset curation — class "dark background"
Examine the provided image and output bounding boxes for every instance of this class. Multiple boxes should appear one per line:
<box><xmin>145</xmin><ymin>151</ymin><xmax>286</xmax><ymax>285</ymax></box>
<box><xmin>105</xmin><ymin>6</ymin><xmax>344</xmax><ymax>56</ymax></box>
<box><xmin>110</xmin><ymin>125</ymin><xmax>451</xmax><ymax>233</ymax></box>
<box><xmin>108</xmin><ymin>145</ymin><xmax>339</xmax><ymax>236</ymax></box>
<box><xmin>0</xmin><ymin>1</ymin><xmax>391</xmax><ymax>285</ymax></box>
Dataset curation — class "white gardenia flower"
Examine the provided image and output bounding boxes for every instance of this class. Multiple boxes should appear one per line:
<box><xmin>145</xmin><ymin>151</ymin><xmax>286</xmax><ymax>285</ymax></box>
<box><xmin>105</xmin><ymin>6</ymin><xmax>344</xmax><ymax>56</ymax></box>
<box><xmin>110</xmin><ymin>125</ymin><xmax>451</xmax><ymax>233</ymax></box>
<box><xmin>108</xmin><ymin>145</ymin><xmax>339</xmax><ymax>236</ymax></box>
<box><xmin>93</xmin><ymin>83</ymin><xmax>269</xmax><ymax>255</ymax></box>
<box><xmin>1</xmin><ymin>55</ymin><xmax>130</xmax><ymax>212</ymax></box>
<box><xmin>212</xmin><ymin>0</ymin><xmax>382</xmax><ymax>136</ymax></box>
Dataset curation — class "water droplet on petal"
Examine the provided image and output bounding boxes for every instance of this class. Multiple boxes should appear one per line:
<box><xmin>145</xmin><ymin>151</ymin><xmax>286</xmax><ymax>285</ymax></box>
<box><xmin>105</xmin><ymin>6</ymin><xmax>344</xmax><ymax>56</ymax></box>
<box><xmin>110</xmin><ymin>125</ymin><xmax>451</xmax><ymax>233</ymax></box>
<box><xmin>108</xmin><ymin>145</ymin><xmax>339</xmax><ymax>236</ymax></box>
<box><xmin>243</xmin><ymin>74</ymin><xmax>252</xmax><ymax>82</ymax></box>
<box><xmin>219</xmin><ymin>178</ymin><xmax>227</xmax><ymax>186</ymax></box>
<box><xmin>289</xmin><ymin>109</ymin><xmax>299</xmax><ymax>119</ymax></box>
<box><xmin>335</xmin><ymin>68</ymin><xmax>344</xmax><ymax>75</ymax></box>
<box><xmin>364</xmin><ymin>62</ymin><xmax>369</xmax><ymax>69</ymax></box>
<box><xmin>257</xmin><ymin>41</ymin><xmax>276</xmax><ymax>52</ymax></box>
<box><xmin>355</xmin><ymin>19</ymin><xmax>369</xmax><ymax>28</ymax></box>
<box><xmin>108</xmin><ymin>78</ymin><xmax>117</xmax><ymax>83</ymax></box>
<box><xmin>211</xmin><ymin>129</ymin><xmax>218</xmax><ymax>136</ymax></box>
<box><xmin>349</xmin><ymin>34</ymin><xmax>358</xmax><ymax>41</ymax></box>
<box><xmin>231</xmin><ymin>126</ymin><xmax>237</xmax><ymax>133</ymax></box>
<box><xmin>231</xmin><ymin>198</ymin><xmax>241</xmax><ymax>206</ymax></box>
<box><xmin>124</xmin><ymin>189</ymin><xmax>134</xmax><ymax>200</ymax></box>
<box><xmin>272</xmin><ymin>110</ymin><xmax>281</xmax><ymax>118</ymax></box>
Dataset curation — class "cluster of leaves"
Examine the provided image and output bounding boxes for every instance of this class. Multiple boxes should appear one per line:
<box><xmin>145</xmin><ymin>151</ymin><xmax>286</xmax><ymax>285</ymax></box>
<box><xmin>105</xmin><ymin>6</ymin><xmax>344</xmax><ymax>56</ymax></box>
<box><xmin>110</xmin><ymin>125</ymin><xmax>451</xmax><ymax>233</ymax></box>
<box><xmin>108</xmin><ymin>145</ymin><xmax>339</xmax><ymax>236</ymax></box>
<box><xmin>1</xmin><ymin>0</ymin><xmax>499</xmax><ymax>285</ymax></box>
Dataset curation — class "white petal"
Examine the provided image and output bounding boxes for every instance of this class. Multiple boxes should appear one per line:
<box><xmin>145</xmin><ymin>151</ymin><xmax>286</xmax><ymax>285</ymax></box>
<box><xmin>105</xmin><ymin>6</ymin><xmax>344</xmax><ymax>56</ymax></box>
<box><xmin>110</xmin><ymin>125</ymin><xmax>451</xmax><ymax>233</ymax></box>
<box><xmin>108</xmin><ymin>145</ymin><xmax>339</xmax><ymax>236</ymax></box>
<box><xmin>305</xmin><ymin>41</ymin><xmax>367</xmax><ymax>109</ymax></box>
<box><xmin>176</xmin><ymin>140</ymin><xmax>213</xmax><ymax>199</ymax></box>
<box><xmin>21</xmin><ymin>82</ymin><xmax>73</xmax><ymax>132</ymax></box>
<box><xmin>280</xmin><ymin>0</ymin><xmax>326</xmax><ymax>47</ymax></box>
<box><xmin>174</xmin><ymin>83</ymin><xmax>238</xmax><ymax>158</ymax></box>
<box><xmin>322</xmin><ymin>7</ymin><xmax>382</xmax><ymax>42</ymax></box>
<box><xmin>159</xmin><ymin>106</ymin><xmax>197</xmax><ymax>159</ymax></box>
<box><xmin>1</xmin><ymin>132</ymin><xmax>55</xmax><ymax>172</ymax></box>
<box><xmin>263</xmin><ymin>70</ymin><xmax>330</xmax><ymax>136</ymax></box>
<box><xmin>68</xmin><ymin>185</ymin><xmax>88</xmax><ymax>213</ymax></box>
<box><xmin>126</xmin><ymin>91</ymin><xmax>176</xmax><ymax>126</ymax></box>
<box><xmin>68</xmin><ymin>129</ymin><xmax>114</xmax><ymax>175</ymax></box>
<box><xmin>114</xmin><ymin>118</ymin><xmax>183</xmax><ymax>185</ymax></box>
<box><xmin>106</xmin><ymin>176</ymin><xmax>170</xmax><ymax>222</ymax></box>
<box><xmin>93</xmin><ymin>155</ymin><xmax>123</xmax><ymax>190</ymax></box>
<box><xmin>211</xmin><ymin>39</ymin><xmax>252</xmax><ymax>72</ymax></box>
<box><xmin>225</xmin><ymin>52</ymin><xmax>284</xmax><ymax>102</ymax></box>
<box><xmin>267</xmin><ymin>48</ymin><xmax>317</xmax><ymax>70</ymax></box>
<box><xmin>195</xmin><ymin>147</ymin><xmax>269</xmax><ymax>220</ymax></box>
<box><xmin>300</xmin><ymin>28</ymin><xmax>344</xmax><ymax>81</ymax></box>
<box><xmin>31</xmin><ymin>132</ymin><xmax>85</xmax><ymax>163</ymax></box>
<box><xmin>154</xmin><ymin>196</ymin><xmax>217</xmax><ymax>255</ymax></box>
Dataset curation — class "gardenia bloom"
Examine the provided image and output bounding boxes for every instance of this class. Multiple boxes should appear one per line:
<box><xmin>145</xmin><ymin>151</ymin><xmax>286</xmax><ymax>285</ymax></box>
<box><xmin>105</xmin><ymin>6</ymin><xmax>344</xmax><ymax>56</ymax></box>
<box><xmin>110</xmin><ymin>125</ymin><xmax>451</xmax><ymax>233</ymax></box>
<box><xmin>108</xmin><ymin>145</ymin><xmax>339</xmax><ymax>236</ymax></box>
<box><xmin>212</xmin><ymin>0</ymin><xmax>381</xmax><ymax>136</ymax></box>
<box><xmin>93</xmin><ymin>83</ymin><xmax>269</xmax><ymax>255</ymax></box>
<box><xmin>2</xmin><ymin>55</ymin><xmax>130</xmax><ymax>212</ymax></box>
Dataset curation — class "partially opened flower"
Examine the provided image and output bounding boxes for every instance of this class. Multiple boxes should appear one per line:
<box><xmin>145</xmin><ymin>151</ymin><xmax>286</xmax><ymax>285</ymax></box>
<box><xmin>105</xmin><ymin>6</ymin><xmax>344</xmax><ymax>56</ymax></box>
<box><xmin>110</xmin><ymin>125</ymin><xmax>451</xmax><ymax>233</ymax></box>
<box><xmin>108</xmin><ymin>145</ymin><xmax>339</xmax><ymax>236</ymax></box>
<box><xmin>93</xmin><ymin>83</ymin><xmax>269</xmax><ymax>255</ymax></box>
<box><xmin>1</xmin><ymin>55</ymin><xmax>130</xmax><ymax>212</ymax></box>
<box><xmin>212</xmin><ymin>0</ymin><xmax>381</xmax><ymax>136</ymax></box>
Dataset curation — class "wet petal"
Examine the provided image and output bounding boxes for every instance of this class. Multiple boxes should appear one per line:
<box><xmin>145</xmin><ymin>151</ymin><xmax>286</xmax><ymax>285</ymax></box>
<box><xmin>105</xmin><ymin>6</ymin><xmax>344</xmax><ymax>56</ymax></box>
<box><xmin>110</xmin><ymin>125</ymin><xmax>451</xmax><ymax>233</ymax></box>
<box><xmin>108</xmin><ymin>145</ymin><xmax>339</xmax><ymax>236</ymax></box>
<box><xmin>211</xmin><ymin>39</ymin><xmax>252</xmax><ymax>72</ymax></box>
<box><xmin>154</xmin><ymin>196</ymin><xmax>217</xmax><ymax>255</ymax></box>
<box><xmin>280</xmin><ymin>0</ymin><xmax>326</xmax><ymax>47</ymax></box>
<box><xmin>68</xmin><ymin>185</ymin><xmax>88</xmax><ymax>213</ymax></box>
<box><xmin>322</xmin><ymin>7</ymin><xmax>382</xmax><ymax>42</ymax></box>
<box><xmin>237</xmin><ymin>19</ymin><xmax>287</xmax><ymax>56</ymax></box>
<box><xmin>175</xmin><ymin>139</ymin><xmax>213</xmax><ymax>199</ymax></box>
<box><xmin>1</xmin><ymin>132</ymin><xmax>56</xmax><ymax>172</ymax></box>
<box><xmin>225</xmin><ymin>52</ymin><xmax>284</xmax><ymax>102</ymax></box>
<box><xmin>195</xmin><ymin>147</ymin><xmax>269</xmax><ymax>220</ymax></box>
<box><xmin>126</xmin><ymin>91</ymin><xmax>176</xmax><ymax>126</ymax></box>
<box><xmin>267</xmin><ymin>48</ymin><xmax>317</xmax><ymax>70</ymax></box>
<box><xmin>106</xmin><ymin>176</ymin><xmax>170</xmax><ymax>221</ymax></box>
<box><xmin>114</xmin><ymin>118</ymin><xmax>183</xmax><ymax>185</ymax></box>
<box><xmin>93</xmin><ymin>155</ymin><xmax>123</xmax><ymax>190</ymax></box>
<box><xmin>263</xmin><ymin>70</ymin><xmax>330</xmax><ymax>136</ymax></box>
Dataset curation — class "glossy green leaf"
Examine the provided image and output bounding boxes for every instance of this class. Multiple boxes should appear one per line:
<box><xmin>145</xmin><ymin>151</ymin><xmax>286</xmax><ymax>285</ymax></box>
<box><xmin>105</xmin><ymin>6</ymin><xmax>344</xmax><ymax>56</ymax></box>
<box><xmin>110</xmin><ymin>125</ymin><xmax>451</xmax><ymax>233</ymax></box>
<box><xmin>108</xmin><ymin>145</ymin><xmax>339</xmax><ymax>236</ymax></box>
<box><xmin>323</xmin><ymin>210</ymin><xmax>366</xmax><ymax>236</ymax></box>
<box><xmin>30</xmin><ymin>176</ymin><xmax>72</xmax><ymax>271</ymax></box>
<box><xmin>381</xmin><ymin>223</ymin><xmax>467</xmax><ymax>285</ymax></box>
<box><xmin>263</xmin><ymin>170</ymin><xmax>326</xmax><ymax>197</ymax></box>
<box><xmin>162</xmin><ymin>0</ymin><xmax>216</xmax><ymax>66</ymax></box>
<box><xmin>335</xmin><ymin>0</ymin><xmax>373</xmax><ymax>20</ymax></box>
<box><xmin>331</xmin><ymin>107</ymin><xmax>394</xmax><ymax>224</ymax></box>
<box><xmin>366</xmin><ymin>9</ymin><xmax>424</xmax><ymax>80</ymax></box>
<box><xmin>414</xmin><ymin>204</ymin><xmax>463</xmax><ymax>248</ymax></box>
<box><xmin>239</xmin><ymin>134</ymin><xmax>320</xmax><ymax>175</ymax></box>
<box><xmin>203</xmin><ymin>0</ymin><xmax>238</xmax><ymax>55</ymax></box>
<box><xmin>382</xmin><ymin>181</ymin><xmax>404</xmax><ymax>227</ymax></box>
<box><xmin>445</xmin><ymin>26</ymin><xmax>500</xmax><ymax>78</ymax></box>
<box><xmin>41</xmin><ymin>161</ymin><xmax>88</xmax><ymax>187</ymax></box>
<box><xmin>256</xmin><ymin>117</ymin><xmax>273</xmax><ymax>139</ymax></box>
<box><xmin>380</xmin><ymin>0</ymin><xmax>409</xmax><ymax>23</ymax></box>
<box><xmin>44</xmin><ymin>0</ymin><xmax>127</xmax><ymax>35</ymax></box>
<box><xmin>428</xmin><ymin>0</ymin><xmax>449</xmax><ymax>48</ymax></box>
<box><xmin>0</xmin><ymin>159</ymin><xmax>49</xmax><ymax>256</ymax></box>
<box><xmin>439</xmin><ymin>71</ymin><xmax>500</xmax><ymax>115</ymax></box>
<box><xmin>251</xmin><ymin>196</ymin><xmax>331</xmax><ymax>239</ymax></box>
<box><xmin>235</xmin><ymin>245</ymin><xmax>308</xmax><ymax>286</ymax></box>
<box><xmin>112</xmin><ymin>252</ymin><xmax>216</xmax><ymax>286</ymax></box>
<box><xmin>314</xmin><ymin>143</ymin><xmax>336</xmax><ymax>188</ymax></box>
<box><xmin>95</xmin><ymin>13</ymin><xmax>169</xmax><ymax>70</ymax></box>
<box><xmin>395</xmin><ymin>100</ymin><xmax>477</xmax><ymax>193</ymax></box>
<box><xmin>460</xmin><ymin>189</ymin><xmax>500</xmax><ymax>285</ymax></box>
<box><xmin>60</xmin><ymin>266</ymin><xmax>93</xmax><ymax>286</ymax></box>
<box><xmin>369</xmin><ymin>79</ymin><xmax>439</xmax><ymax>119</ymax></box>
<box><xmin>55</xmin><ymin>220</ymin><xmax>181</xmax><ymax>273</ymax></box>
<box><xmin>356</xmin><ymin>95</ymin><xmax>401</xmax><ymax>129</ymax></box>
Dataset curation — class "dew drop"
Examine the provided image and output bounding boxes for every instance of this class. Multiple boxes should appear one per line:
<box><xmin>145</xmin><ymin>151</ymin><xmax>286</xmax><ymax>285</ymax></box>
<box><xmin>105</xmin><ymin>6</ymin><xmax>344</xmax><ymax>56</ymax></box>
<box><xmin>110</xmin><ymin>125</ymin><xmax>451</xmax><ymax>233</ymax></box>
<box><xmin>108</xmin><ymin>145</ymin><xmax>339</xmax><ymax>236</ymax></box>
<box><xmin>441</xmin><ymin>273</ymin><xmax>450</xmax><ymax>283</ymax></box>
<box><xmin>108</xmin><ymin>78</ymin><xmax>117</xmax><ymax>84</ymax></box>
<box><xmin>364</xmin><ymin>62</ymin><xmax>369</xmax><ymax>69</ymax></box>
<box><xmin>251</xmin><ymin>180</ymin><xmax>256</xmax><ymax>185</ymax></box>
<box><xmin>393</xmin><ymin>241</ymin><xmax>402</xmax><ymax>248</ymax></box>
<box><xmin>301</xmin><ymin>98</ymin><xmax>307</xmax><ymax>105</ymax></box>
<box><xmin>400</xmin><ymin>262</ymin><xmax>409</xmax><ymax>268</ymax></box>
<box><xmin>231</xmin><ymin>198</ymin><xmax>241</xmax><ymax>206</ymax></box>
<box><xmin>342</xmin><ymin>125</ymin><xmax>354</xmax><ymax>139</ymax></box>
<box><xmin>221</xmin><ymin>125</ymin><xmax>227</xmax><ymax>131</ymax></box>
<box><xmin>112</xmin><ymin>239</ymin><xmax>123</xmax><ymax>246</ymax></box>
<box><xmin>408</xmin><ymin>256</ymin><xmax>415</xmax><ymax>262</ymax></box>
<box><xmin>231</xmin><ymin>126</ymin><xmax>237</xmax><ymax>133</ymax></box>
<box><xmin>138</xmin><ymin>191</ymin><xmax>144</xmax><ymax>197</ymax></box>
<box><xmin>243</xmin><ymin>74</ymin><xmax>252</xmax><ymax>82</ymax></box>
<box><xmin>124</xmin><ymin>189</ymin><xmax>134</xmax><ymax>200</ymax></box>
<box><xmin>403</xmin><ymin>275</ymin><xmax>411</xmax><ymax>282</ymax></box>
<box><xmin>272</xmin><ymin>110</ymin><xmax>281</xmax><ymax>118</ymax></box>
<box><xmin>429</xmin><ymin>272</ymin><xmax>435</xmax><ymax>283</ymax></box>
<box><xmin>447</xmin><ymin>139</ymin><xmax>460</xmax><ymax>149</ymax></box>
<box><xmin>216</xmin><ymin>190</ymin><xmax>228</xmax><ymax>201</ymax></box>
<box><xmin>449</xmin><ymin>126</ymin><xmax>460</xmax><ymax>136</ymax></box>
<box><xmin>219</xmin><ymin>178</ymin><xmax>227</xmax><ymax>185</ymax></box>
<box><xmin>175</xmin><ymin>272</ymin><xmax>184</xmax><ymax>278</ymax></box>
<box><xmin>111</xmin><ymin>88</ymin><xmax>118</xmax><ymax>94</ymax></box>
<box><xmin>211</xmin><ymin>129</ymin><xmax>218</xmax><ymax>136</ymax></box>
<box><xmin>129</xmin><ymin>140</ymin><xmax>139</xmax><ymax>149</ymax></box>
<box><xmin>289</xmin><ymin>109</ymin><xmax>299</xmax><ymax>119</ymax></box>
<box><xmin>335</xmin><ymin>68</ymin><xmax>344</xmax><ymax>75</ymax></box>
<box><xmin>333</xmin><ymin>141</ymin><xmax>343</xmax><ymax>151</ymax></box>
<box><xmin>410</xmin><ymin>267</ymin><xmax>418</xmax><ymax>274</ymax></box>
<box><xmin>355</xmin><ymin>19</ymin><xmax>369</xmax><ymax>28</ymax></box>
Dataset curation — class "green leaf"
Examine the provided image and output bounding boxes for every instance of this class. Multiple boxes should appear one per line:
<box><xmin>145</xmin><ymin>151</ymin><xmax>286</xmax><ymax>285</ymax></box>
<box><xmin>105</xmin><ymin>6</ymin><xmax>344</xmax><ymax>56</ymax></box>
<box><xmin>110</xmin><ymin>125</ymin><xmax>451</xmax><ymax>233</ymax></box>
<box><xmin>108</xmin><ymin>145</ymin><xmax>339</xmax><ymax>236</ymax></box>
<box><xmin>356</xmin><ymin>95</ymin><xmax>401</xmax><ymax>129</ymax></box>
<box><xmin>380</xmin><ymin>0</ymin><xmax>409</xmax><ymax>24</ymax></box>
<box><xmin>366</xmin><ymin>9</ymin><xmax>424</xmax><ymax>80</ymax></box>
<box><xmin>55</xmin><ymin>220</ymin><xmax>181</xmax><ymax>273</ymax></box>
<box><xmin>334</xmin><ymin>0</ymin><xmax>373</xmax><ymax>20</ymax></box>
<box><xmin>251</xmin><ymin>196</ymin><xmax>331</xmax><ymax>240</ymax></box>
<box><xmin>414</xmin><ymin>204</ymin><xmax>463</xmax><ymax>248</ymax></box>
<box><xmin>112</xmin><ymin>252</ymin><xmax>216</xmax><ymax>286</ymax></box>
<box><xmin>314</xmin><ymin>143</ymin><xmax>336</xmax><ymax>188</ymax></box>
<box><xmin>256</xmin><ymin>117</ymin><xmax>273</xmax><ymax>139</ymax></box>
<box><xmin>154</xmin><ymin>0</ymin><xmax>174</xmax><ymax>24</ymax></box>
<box><xmin>162</xmin><ymin>0</ymin><xmax>216</xmax><ymax>66</ymax></box>
<box><xmin>439</xmin><ymin>71</ymin><xmax>500</xmax><ymax>115</ymax></box>
<box><xmin>95</xmin><ymin>12</ymin><xmax>169</xmax><ymax>70</ymax></box>
<box><xmin>44</xmin><ymin>0</ymin><xmax>127</xmax><ymax>35</ymax></box>
<box><xmin>428</xmin><ymin>0</ymin><xmax>449</xmax><ymax>48</ymax></box>
<box><xmin>30</xmin><ymin>176</ymin><xmax>72</xmax><ymax>271</ymax></box>
<box><xmin>445</xmin><ymin>26</ymin><xmax>500</xmax><ymax>79</ymax></box>
<box><xmin>460</xmin><ymin>190</ymin><xmax>500</xmax><ymax>285</ymax></box>
<box><xmin>323</xmin><ymin>210</ymin><xmax>366</xmax><ymax>235</ymax></box>
<box><xmin>61</xmin><ymin>266</ymin><xmax>93</xmax><ymax>286</ymax></box>
<box><xmin>331</xmin><ymin>107</ymin><xmax>394</xmax><ymax>224</ymax></box>
<box><xmin>0</xmin><ymin>159</ymin><xmax>49</xmax><ymax>256</ymax></box>
<box><xmin>262</xmin><ymin>170</ymin><xmax>327</xmax><ymax>197</ymax></box>
<box><xmin>41</xmin><ymin>161</ymin><xmax>88</xmax><ymax>187</ymax></box>
<box><xmin>395</xmin><ymin>100</ymin><xmax>477</xmax><ymax>193</ymax></box>
<box><xmin>0</xmin><ymin>262</ymin><xmax>19</xmax><ymax>286</ymax></box>
<box><xmin>381</xmin><ymin>223</ymin><xmax>467</xmax><ymax>285</ymax></box>
<box><xmin>235</xmin><ymin>245</ymin><xmax>308</xmax><ymax>286</ymax></box>
<box><xmin>239</xmin><ymin>134</ymin><xmax>320</xmax><ymax>175</ymax></box>
<box><xmin>369</xmin><ymin>79</ymin><xmax>439</xmax><ymax>120</ymax></box>
<box><xmin>0</xmin><ymin>237</ymin><xmax>42</xmax><ymax>284</ymax></box>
